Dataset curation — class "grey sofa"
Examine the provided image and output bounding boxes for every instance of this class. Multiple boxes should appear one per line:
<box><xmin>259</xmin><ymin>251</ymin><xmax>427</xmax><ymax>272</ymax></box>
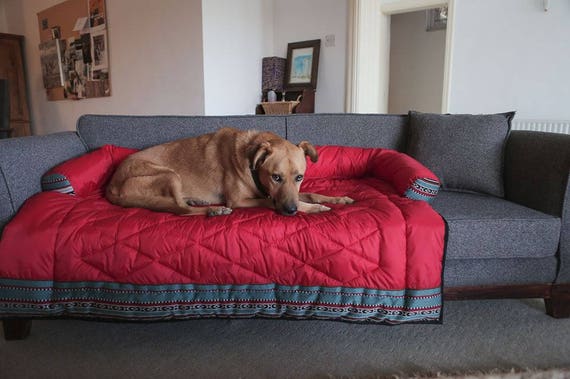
<box><xmin>1</xmin><ymin>113</ymin><xmax>569</xmax><ymax>339</ymax></box>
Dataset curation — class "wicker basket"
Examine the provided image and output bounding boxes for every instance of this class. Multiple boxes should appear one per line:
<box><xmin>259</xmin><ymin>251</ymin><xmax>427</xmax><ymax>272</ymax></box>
<box><xmin>261</xmin><ymin>101</ymin><xmax>300</xmax><ymax>115</ymax></box>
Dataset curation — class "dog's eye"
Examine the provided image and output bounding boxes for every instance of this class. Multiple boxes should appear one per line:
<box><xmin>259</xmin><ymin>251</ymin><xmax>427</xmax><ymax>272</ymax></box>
<box><xmin>272</xmin><ymin>174</ymin><xmax>282</xmax><ymax>183</ymax></box>
<box><xmin>295</xmin><ymin>175</ymin><xmax>304</xmax><ymax>182</ymax></box>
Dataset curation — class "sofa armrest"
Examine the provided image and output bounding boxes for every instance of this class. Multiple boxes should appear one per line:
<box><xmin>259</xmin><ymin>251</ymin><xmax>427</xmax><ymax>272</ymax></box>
<box><xmin>505</xmin><ymin>130</ymin><xmax>570</xmax><ymax>283</ymax></box>
<box><xmin>0</xmin><ymin>132</ymin><xmax>87</xmax><ymax>232</ymax></box>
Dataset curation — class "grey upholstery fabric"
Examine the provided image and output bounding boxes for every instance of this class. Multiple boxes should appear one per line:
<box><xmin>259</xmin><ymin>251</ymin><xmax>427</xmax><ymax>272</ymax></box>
<box><xmin>77</xmin><ymin>114</ymin><xmax>287</xmax><ymax>150</ymax></box>
<box><xmin>407</xmin><ymin>111</ymin><xmax>514</xmax><ymax>197</ymax></box>
<box><xmin>444</xmin><ymin>257</ymin><xmax>557</xmax><ymax>287</ymax></box>
<box><xmin>0</xmin><ymin>168</ymin><xmax>12</xmax><ymax>231</ymax></box>
<box><xmin>286</xmin><ymin>113</ymin><xmax>407</xmax><ymax>150</ymax></box>
<box><xmin>0</xmin><ymin>132</ymin><xmax>87</xmax><ymax>230</ymax></box>
<box><xmin>432</xmin><ymin>191</ymin><xmax>560</xmax><ymax>259</ymax></box>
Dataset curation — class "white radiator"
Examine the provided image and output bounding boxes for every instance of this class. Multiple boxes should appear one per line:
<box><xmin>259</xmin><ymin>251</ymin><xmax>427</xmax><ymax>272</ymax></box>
<box><xmin>512</xmin><ymin>119</ymin><xmax>570</xmax><ymax>134</ymax></box>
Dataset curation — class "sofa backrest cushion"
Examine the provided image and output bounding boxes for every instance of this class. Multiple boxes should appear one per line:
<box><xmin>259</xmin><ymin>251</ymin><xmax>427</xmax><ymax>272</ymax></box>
<box><xmin>0</xmin><ymin>132</ymin><xmax>87</xmax><ymax>230</ymax></box>
<box><xmin>406</xmin><ymin>111</ymin><xmax>514</xmax><ymax>198</ymax></box>
<box><xmin>77</xmin><ymin>114</ymin><xmax>287</xmax><ymax>150</ymax></box>
<box><xmin>286</xmin><ymin>114</ymin><xmax>407</xmax><ymax>151</ymax></box>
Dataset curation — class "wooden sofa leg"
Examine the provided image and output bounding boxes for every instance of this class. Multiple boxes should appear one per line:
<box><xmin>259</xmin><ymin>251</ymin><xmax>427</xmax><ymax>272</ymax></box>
<box><xmin>545</xmin><ymin>285</ymin><xmax>570</xmax><ymax>318</ymax></box>
<box><xmin>2</xmin><ymin>319</ymin><xmax>32</xmax><ymax>340</ymax></box>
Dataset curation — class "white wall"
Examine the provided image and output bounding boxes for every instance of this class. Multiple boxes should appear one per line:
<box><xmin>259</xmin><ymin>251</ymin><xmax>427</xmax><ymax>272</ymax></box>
<box><xmin>273</xmin><ymin>0</ymin><xmax>348</xmax><ymax>113</ymax></box>
<box><xmin>202</xmin><ymin>0</ymin><xmax>273</xmax><ymax>115</ymax></box>
<box><xmin>388</xmin><ymin>10</ymin><xmax>445</xmax><ymax>114</ymax></box>
<box><xmin>201</xmin><ymin>0</ymin><xmax>348</xmax><ymax>115</ymax></box>
<box><xmin>0</xmin><ymin>0</ymin><xmax>205</xmax><ymax>135</ymax></box>
<box><xmin>3</xmin><ymin>0</ymin><xmax>568</xmax><ymax>135</ymax></box>
<box><xmin>449</xmin><ymin>0</ymin><xmax>570</xmax><ymax>119</ymax></box>
<box><xmin>1</xmin><ymin>0</ymin><xmax>349</xmax><ymax>134</ymax></box>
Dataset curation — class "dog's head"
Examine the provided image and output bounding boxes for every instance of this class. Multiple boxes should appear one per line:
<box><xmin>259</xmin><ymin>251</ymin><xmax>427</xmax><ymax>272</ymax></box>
<box><xmin>249</xmin><ymin>137</ymin><xmax>318</xmax><ymax>216</ymax></box>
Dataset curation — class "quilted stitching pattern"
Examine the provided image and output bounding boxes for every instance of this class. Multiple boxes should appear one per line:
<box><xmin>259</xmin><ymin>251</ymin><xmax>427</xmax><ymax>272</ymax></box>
<box><xmin>0</xmin><ymin>146</ymin><xmax>445</xmax><ymax>293</ymax></box>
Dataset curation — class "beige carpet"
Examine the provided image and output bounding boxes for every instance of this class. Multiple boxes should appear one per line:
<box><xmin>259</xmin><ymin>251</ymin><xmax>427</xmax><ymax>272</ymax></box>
<box><xmin>1</xmin><ymin>299</ymin><xmax>570</xmax><ymax>379</ymax></box>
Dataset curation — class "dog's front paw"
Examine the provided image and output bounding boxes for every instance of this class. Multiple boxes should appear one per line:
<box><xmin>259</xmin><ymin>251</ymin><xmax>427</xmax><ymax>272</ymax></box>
<box><xmin>207</xmin><ymin>206</ymin><xmax>233</xmax><ymax>217</ymax></box>
<box><xmin>335</xmin><ymin>196</ymin><xmax>355</xmax><ymax>205</ymax></box>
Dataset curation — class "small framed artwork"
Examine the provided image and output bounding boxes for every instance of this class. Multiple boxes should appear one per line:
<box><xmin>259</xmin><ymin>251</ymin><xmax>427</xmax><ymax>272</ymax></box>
<box><xmin>51</xmin><ymin>26</ymin><xmax>61</xmax><ymax>39</ymax></box>
<box><xmin>285</xmin><ymin>39</ymin><xmax>321</xmax><ymax>90</ymax></box>
<box><xmin>426</xmin><ymin>7</ymin><xmax>447</xmax><ymax>32</ymax></box>
<box><xmin>91</xmin><ymin>28</ymin><xmax>108</xmax><ymax>71</ymax></box>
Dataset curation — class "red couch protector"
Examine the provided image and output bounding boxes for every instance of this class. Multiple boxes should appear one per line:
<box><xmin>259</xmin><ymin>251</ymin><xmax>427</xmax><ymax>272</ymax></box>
<box><xmin>0</xmin><ymin>145</ymin><xmax>445</xmax><ymax>323</ymax></box>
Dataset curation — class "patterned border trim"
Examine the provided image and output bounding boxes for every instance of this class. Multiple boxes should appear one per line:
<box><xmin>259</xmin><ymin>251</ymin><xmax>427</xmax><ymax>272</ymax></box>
<box><xmin>0</xmin><ymin>279</ymin><xmax>442</xmax><ymax>324</ymax></box>
<box><xmin>41</xmin><ymin>173</ymin><xmax>75</xmax><ymax>195</ymax></box>
<box><xmin>405</xmin><ymin>178</ymin><xmax>440</xmax><ymax>203</ymax></box>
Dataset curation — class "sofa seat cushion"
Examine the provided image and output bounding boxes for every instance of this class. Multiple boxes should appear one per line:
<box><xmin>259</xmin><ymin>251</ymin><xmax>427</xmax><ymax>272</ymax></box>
<box><xmin>431</xmin><ymin>191</ymin><xmax>561</xmax><ymax>260</ymax></box>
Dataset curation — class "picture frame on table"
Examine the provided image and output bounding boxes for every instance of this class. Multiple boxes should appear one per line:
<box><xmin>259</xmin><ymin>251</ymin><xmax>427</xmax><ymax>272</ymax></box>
<box><xmin>284</xmin><ymin>39</ymin><xmax>321</xmax><ymax>90</ymax></box>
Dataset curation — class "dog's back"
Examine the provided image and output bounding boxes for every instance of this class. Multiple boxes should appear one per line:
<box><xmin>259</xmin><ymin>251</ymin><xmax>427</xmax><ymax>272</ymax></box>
<box><xmin>106</xmin><ymin>128</ymin><xmax>265</xmax><ymax>215</ymax></box>
<box><xmin>106</xmin><ymin>127</ymin><xmax>351</xmax><ymax>216</ymax></box>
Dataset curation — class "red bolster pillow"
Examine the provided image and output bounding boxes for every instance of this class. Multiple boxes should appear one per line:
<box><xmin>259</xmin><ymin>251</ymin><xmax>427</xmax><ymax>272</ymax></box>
<box><xmin>41</xmin><ymin>144</ymin><xmax>440</xmax><ymax>203</ymax></box>
<box><xmin>41</xmin><ymin>145</ymin><xmax>137</xmax><ymax>197</ymax></box>
<box><xmin>306</xmin><ymin>146</ymin><xmax>440</xmax><ymax>203</ymax></box>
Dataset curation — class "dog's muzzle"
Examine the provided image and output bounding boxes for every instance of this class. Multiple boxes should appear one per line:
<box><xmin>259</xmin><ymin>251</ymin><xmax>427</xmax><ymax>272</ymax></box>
<box><xmin>280</xmin><ymin>204</ymin><xmax>298</xmax><ymax>216</ymax></box>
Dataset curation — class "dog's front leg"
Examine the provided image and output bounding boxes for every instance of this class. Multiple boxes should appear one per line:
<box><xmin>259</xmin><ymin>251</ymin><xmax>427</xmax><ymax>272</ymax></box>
<box><xmin>225</xmin><ymin>198</ymin><xmax>275</xmax><ymax>210</ymax></box>
<box><xmin>299</xmin><ymin>193</ymin><xmax>354</xmax><ymax>205</ymax></box>
<box><xmin>228</xmin><ymin>197</ymin><xmax>332</xmax><ymax>215</ymax></box>
<box><xmin>298</xmin><ymin>201</ymin><xmax>332</xmax><ymax>214</ymax></box>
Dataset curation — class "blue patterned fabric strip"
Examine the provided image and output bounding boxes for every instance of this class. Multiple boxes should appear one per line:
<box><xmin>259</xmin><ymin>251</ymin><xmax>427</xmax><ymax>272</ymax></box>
<box><xmin>41</xmin><ymin>173</ymin><xmax>75</xmax><ymax>195</ymax></box>
<box><xmin>404</xmin><ymin>178</ymin><xmax>440</xmax><ymax>203</ymax></box>
<box><xmin>0</xmin><ymin>279</ymin><xmax>442</xmax><ymax>324</ymax></box>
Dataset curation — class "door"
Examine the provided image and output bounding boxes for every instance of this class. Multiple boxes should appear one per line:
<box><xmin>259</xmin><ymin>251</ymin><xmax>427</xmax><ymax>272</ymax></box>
<box><xmin>0</xmin><ymin>33</ymin><xmax>31</xmax><ymax>137</ymax></box>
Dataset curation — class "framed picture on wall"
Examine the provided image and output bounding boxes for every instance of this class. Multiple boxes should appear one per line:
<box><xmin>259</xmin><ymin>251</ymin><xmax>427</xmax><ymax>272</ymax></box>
<box><xmin>285</xmin><ymin>39</ymin><xmax>321</xmax><ymax>90</ymax></box>
<box><xmin>90</xmin><ymin>28</ymin><xmax>108</xmax><ymax>71</ymax></box>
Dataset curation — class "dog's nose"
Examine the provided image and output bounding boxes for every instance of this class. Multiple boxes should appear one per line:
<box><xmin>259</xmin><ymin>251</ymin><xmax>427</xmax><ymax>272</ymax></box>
<box><xmin>282</xmin><ymin>204</ymin><xmax>297</xmax><ymax>216</ymax></box>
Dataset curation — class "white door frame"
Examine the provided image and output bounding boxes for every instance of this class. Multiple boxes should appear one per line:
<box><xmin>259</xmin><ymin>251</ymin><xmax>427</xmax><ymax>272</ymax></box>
<box><xmin>345</xmin><ymin>0</ymin><xmax>455</xmax><ymax>114</ymax></box>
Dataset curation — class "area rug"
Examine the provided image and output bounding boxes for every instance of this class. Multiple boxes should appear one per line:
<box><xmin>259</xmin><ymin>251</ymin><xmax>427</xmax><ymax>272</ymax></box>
<box><xmin>396</xmin><ymin>368</ymin><xmax>570</xmax><ymax>379</ymax></box>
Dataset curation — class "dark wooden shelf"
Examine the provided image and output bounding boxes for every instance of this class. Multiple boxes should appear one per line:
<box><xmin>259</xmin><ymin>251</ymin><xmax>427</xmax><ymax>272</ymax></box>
<box><xmin>256</xmin><ymin>88</ymin><xmax>315</xmax><ymax>115</ymax></box>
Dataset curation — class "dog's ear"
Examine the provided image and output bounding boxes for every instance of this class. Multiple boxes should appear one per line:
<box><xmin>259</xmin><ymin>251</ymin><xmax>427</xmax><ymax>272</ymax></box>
<box><xmin>298</xmin><ymin>141</ymin><xmax>318</xmax><ymax>163</ymax></box>
<box><xmin>249</xmin><ymin>141</ymin><xmax>273</xmax><ymax>170</ymax></box>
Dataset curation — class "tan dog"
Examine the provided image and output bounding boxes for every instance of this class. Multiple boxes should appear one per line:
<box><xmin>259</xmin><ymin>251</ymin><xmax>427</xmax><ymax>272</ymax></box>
<box><xmin>106</xmin><ymin>127</ymin><xmax>354</xmax><ymax>216</ymax></box>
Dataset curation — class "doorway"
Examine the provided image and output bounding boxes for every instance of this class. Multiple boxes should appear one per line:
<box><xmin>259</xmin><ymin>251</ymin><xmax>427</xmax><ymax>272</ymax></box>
<box><xmin>346</xmin><ymin>0</ymin><xmax>454</xmax><ymax>114</ymax></box>
<box><xmin>388</xmin><ymin>8</ymin><xmax>447</xmax><ymax>114</ymax></box>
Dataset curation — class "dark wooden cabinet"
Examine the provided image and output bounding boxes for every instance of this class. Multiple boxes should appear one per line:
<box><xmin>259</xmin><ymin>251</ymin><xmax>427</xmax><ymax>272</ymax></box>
<box><xmin>289</xmin><ymin>89</ymin><xmax>315</xmax><ymax>113</ymax></box>
<box><xmin>0</xmin><ymin>33</ymin><xmax>31</xmax><ymax>137</ymax></box>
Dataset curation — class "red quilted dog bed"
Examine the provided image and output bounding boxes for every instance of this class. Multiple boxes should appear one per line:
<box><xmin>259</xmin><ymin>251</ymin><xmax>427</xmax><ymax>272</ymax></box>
<box><xmin>0</xmin><ymin>144</ymin><xmax>445</xmax><ymax>324</ymax></box>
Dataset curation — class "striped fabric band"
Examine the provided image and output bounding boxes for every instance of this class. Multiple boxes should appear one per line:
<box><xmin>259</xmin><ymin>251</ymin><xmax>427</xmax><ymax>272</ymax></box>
<box><xmin>41</xmin><ymin>173</ymin><xmax>75</xmax><ymax>195</ymax></box>
<box><xmin>0</xmin><ymin>279</ymin><xmax>442</xmax><ymax>324</ymax></box>
<box><xmin>404</xmin><ymin>178</ymin><xmax>440</xmax><ymax>203</ymax></box>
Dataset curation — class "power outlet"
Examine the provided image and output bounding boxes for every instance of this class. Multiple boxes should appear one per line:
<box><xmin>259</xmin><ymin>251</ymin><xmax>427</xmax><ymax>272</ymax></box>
<box><xmin>324</xmin><ymin>34</ymin><xmax>335</xmax><ymax>47</ymax></box>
